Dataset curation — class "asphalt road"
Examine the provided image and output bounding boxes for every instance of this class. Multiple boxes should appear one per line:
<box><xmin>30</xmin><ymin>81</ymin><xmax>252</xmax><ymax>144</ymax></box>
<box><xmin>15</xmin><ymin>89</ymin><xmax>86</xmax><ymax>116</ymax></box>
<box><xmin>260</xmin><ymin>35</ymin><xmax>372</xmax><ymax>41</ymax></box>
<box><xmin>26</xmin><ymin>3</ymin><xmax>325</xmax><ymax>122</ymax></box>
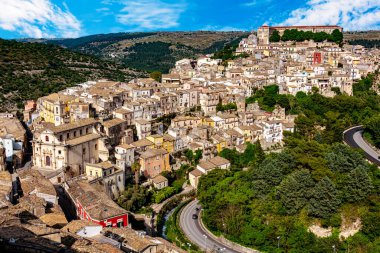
<box><xmin>179</xmin><ymin>199</ymin><xmax>241</xmax><ymax>253</ymax></box>
<box><xmin>343</xmin><ymin>126</ymin><xmax>380</xmax><ymax>166</ymax></box>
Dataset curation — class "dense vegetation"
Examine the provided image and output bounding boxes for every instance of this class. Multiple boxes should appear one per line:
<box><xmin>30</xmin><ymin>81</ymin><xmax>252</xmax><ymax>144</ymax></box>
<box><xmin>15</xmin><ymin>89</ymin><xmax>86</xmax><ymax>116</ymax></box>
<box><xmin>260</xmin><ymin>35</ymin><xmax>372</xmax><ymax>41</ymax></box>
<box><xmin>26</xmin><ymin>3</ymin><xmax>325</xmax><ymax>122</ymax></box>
<box><xmin>43</xmin><ymin>32</ymin><xmax>248</xmax><ymax>73</ymax></box>
<box><xmin>198</xmin><ymin>74</ymin><xmax>380</xmax><ymax>252</ymax></box>
<box><xmin>48</xmin><ymin>32</ymin><xmax>156</xmax><ymax>55</ymax></box>
<box><xmin>348</xmin><ymin>40</ymin><xmax>380</xmax><ymax>48</ymax></box>
<box><xmin>216</xmin><ymin>102</ymin><xmax>237</xmax><ymax>112</ymax></box>
<box><xmin>270</xmin><ymin>29</ymin><xmax>343</xmax><ymax>44</ymax></box>
<box><xmin>122</xmin><ymin>42</ymin><xmax>195</xmax><ymax>73</ymax></box>
<box><xmin>0</xmin><ymin>39</ymin><xmax>141</xmax><ymax>111</ymax></box>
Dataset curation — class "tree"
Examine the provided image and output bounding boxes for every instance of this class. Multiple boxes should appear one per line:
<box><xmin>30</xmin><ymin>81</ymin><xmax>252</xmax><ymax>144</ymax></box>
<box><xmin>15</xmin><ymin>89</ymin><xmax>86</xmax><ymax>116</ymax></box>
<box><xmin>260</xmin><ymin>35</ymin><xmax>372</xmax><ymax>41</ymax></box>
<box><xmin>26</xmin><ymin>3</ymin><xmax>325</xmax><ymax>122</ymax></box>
<box><xmin>309</xmin><ymin>177</ymin><xmax>340</xmax><ymax>218</ymax></box>
<box><xmin>342</xmin><ymin>166</ymin><xmax>373</xmax><ymax>202</ymax></box>
<box><xmin>184</xmin><ymin>149</ymin><xmax>194</xmax><ymax>163</ymax></box>
<box><xmin>150</xmin><ymin>71</ymin><xmax>162</xmax><ymax>82</ymax></box>
<box><xmin>325</xmin><ymin>143</ymin><xmax>366</xmax><ymax>173</ymax></box>
<box><xmin>330</xmin><ymin>29</ymin><xmax>343</xmax><ymax>44</ymax></box>
<box><xmin>253</xmin><ymin>157</ymin><xmax>285</xmax><ymax>186</ymax></box>
<box><xmin>194</xmin><ymin>149</ymin><xmax>203</xmax><ymax>165</ymax></box>
<box><xmin>364</xmin><ymin>114</ymin><xmax>380</xmax><ymax>148</ymax></box>
<box><xmin>253</xmin><ymin>141</ymin><xmax>265</xmax><ymax>166</ymax></box>
<box><xmin>277</xmin><ymin>170</ymin><xmax>315</xmax><ymax>214</ymax></box>
<box><xmin>269</xmin><ymin>30</ymin><xmax>281</xmax><ymax>42</ymax></box>
<box><xmin>295</xmin><ymin>115</ymin><xmax>316</xmax><ymax>141</ymax></box>
<box><xmin>131</xmin><ymin>161</ymin><xmax>141</xmax><ymax>187</ymax></box>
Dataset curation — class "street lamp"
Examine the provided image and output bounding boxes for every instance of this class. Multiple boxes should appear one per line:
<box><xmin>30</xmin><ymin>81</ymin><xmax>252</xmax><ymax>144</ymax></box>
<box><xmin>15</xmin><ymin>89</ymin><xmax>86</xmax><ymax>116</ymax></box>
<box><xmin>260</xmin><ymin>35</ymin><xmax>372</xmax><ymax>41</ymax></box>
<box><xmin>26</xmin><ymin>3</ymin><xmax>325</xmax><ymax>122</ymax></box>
<box><xmin>332</xmin><ymin>245</ymin><xmax>336</xmax><ymax>253</ymax></box>
<box><xmin>203</xmin><ymin>234</ymin><xmax>208</xmax><ymax>252</ymax></box>
<box><xmin>277</xmin><ymin>236</ymin><xmax>281</xmax><ymax>249</ymax></box>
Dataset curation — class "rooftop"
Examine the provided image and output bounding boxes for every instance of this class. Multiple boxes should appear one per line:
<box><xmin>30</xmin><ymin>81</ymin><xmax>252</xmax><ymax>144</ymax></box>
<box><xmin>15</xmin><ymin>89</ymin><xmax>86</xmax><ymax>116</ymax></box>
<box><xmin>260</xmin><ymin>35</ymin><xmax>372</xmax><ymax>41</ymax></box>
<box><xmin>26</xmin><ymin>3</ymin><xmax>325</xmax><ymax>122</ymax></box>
<box><xmin>209</xmin><ymin>156</ymin><xmax>230</xmax><ymax>167</ymax></box>
<box><xmin>66</xmin><ymin>179</ymin><xmax>128</xmax><ymax>221</ymax></box>
<box><xmin>152</xmin><ymin>175</ymin><xmax>168</xmax><ymax>184</ymax></box>
<box><xmin>140</xmin><ymin>148</ymin><xmax>168</xmax><ymax>159</ymax></box>
<box><xmin>46</xmin><ymin>118</ymin><xmax>98</xmax><ymax>134</ymax></box>
<box><xmin>66</xmin><ymin>133</ymin><xmax>101</xmax><ymax>146</ymax></box>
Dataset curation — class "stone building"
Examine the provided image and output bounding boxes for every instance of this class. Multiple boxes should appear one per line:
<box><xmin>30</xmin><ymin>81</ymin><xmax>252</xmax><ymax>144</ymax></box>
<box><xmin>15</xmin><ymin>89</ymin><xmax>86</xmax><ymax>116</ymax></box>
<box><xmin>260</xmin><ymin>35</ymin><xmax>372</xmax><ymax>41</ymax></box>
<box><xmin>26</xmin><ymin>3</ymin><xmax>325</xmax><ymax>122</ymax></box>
<box><xmin>257</xmin><ymin>25</ymin><xmax>343</xmax><ymax>44</ymax></box>
<box><xmin>32</xmin><ymin>118</ymin><xmax>109</xmax><ymax>176</ymax></box>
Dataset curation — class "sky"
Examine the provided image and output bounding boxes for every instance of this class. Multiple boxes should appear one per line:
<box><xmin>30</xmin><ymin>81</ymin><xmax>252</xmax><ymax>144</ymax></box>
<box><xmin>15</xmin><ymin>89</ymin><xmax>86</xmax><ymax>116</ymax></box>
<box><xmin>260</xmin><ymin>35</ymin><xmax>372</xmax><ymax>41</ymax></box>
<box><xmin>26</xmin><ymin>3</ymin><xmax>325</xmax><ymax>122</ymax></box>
<box><xmin>0</xmin><ymin>0</ymin><xmax>379</xmax><ymax>39</ymax></box>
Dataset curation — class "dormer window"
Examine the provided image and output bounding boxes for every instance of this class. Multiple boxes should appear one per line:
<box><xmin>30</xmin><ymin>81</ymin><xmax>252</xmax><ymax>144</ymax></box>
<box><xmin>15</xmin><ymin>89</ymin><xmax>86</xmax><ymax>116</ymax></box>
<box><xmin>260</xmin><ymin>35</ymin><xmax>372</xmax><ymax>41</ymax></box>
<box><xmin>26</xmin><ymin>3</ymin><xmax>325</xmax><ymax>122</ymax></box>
<box><xmin>45</xmin><ymin>136</ymin><xmax>49</xmax><ymax>142</ymax></box>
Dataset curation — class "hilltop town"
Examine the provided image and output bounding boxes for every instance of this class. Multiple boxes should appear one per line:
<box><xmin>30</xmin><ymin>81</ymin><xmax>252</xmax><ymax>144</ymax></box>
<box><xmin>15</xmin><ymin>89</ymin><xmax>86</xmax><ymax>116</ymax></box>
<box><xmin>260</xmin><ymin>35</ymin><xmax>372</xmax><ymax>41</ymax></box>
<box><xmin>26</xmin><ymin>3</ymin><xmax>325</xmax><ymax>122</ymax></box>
<box><xmin>0</xmin><ymin>25</ymin><xmax>380</xmax><ymax>252</ymax></box>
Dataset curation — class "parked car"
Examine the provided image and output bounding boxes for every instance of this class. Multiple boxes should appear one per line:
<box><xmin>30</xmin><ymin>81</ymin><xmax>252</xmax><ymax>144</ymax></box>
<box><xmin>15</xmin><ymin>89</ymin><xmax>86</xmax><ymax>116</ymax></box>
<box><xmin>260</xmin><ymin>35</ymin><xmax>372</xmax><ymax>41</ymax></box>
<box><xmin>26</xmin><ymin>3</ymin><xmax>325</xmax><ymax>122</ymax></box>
<box><xmin>192</xmin><ymin>214</ymin><xmax>198</xmax><ymax>219</ymax></box>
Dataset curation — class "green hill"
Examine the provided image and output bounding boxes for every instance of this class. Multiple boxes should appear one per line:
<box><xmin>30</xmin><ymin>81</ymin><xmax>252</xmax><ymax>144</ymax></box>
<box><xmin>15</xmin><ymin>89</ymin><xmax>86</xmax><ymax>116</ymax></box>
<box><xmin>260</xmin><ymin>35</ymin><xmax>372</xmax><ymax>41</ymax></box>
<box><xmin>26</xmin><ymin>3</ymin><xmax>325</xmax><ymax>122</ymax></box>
<box><xmin>0</xmin><ymin>39</ymin><xmax>143</xmax><ymax>112</ymax></box>
<box><xmin>198</xmin><ymin>77</ymin><xmax>380</xmax><ymax>253</ymax></box>
<box><xmin>42</xmin><ymin>31</ymin><xmax>249</xmax><ymax>73</ymax></box>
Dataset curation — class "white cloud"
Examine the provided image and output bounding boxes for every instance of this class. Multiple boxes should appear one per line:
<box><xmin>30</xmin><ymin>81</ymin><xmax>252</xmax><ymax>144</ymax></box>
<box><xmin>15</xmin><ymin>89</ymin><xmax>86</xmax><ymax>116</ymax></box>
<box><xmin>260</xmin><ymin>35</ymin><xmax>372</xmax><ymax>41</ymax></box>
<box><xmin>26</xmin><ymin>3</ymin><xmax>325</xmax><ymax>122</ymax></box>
<box><xmin>280</xmin><ymin>0</ymin><xmax>380</xmax><ymax>31</ymax></box>
<box><xmin>201</xmin><ymin>25</ymin><xmax>246</xmax><ymax>32</ymax></box>
<box><xmin>116</xmin><ymin>0</ymin><xmax>186</xmax><ymax>30</ymax></box>
<box><xmin>243</xmin><ymin>0</ymin><xmax>272</xmax><ymax>7</ymax></box>
<box><xmin>0</xmin><ymin>0</ymin><xmax>81</xmax><ymax>38</ymax></box>
<box><xmin>96</xmin><ymin>7</ymin><xmax>110</xmax><ymax>12</ymax></box>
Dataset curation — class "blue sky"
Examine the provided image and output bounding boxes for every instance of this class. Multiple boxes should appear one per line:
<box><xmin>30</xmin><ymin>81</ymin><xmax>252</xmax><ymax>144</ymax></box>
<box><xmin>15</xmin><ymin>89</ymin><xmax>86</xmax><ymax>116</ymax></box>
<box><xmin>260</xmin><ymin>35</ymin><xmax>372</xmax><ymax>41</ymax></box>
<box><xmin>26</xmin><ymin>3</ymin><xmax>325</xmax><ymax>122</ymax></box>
<box><xmin>0</xmin><ymin>0</ymin><xmax>379</xmax><ymax>39</ymax></box>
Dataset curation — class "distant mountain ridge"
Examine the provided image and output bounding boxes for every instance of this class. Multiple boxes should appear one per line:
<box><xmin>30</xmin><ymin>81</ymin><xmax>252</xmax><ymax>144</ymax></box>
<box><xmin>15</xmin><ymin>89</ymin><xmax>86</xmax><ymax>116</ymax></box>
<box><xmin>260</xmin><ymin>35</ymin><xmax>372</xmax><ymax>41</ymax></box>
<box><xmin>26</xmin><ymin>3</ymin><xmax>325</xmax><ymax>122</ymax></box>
<box><xmin>19</xmin><ymin>31</ymin><xmax>250</xmax><ymax>73</ymax></box>
<box><xmin>0</xmin><ymin>39</ymin><xmax>144</xmax><ymax>112</ymax></box>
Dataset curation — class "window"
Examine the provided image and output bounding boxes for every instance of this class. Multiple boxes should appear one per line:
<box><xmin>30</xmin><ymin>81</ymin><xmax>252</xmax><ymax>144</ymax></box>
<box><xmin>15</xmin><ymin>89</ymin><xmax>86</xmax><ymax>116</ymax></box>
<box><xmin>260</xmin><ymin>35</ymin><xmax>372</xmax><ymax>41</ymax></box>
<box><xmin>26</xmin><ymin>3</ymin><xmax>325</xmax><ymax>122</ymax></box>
<box><xmin>58</xmin><ymin>150</ymin><xmax>62</xmax><ymax>155</ymax></box>
<box><xmin>80</xmin><ymin>129</ymin><xmax>83</xmax><ymax>135</ymax></box>
<box><xmin>45</xmin><ymin>136</ymin><xmax>49</xmax><ymax>142</ymax></box>
<box><xmin>74</xmin><ymin>131</ymin><xmax>77</xmax><ymax>137</ymax></box>
<box><xmin>83</xmin><ymin>148</ymin><xmax>86</xmax><ymax>155</ymax></box>
<box><xmin>86</xmin><ymin>128</ymin><xmax>89</xmax><ymax>134</ymax></box>
<box><xmin>59</xmin><ymin>135</ymin><xmax>63</xmax><ymax>142</ymax></box>
<box><xmin>67</xmin><ymin>133</ymin><xmax>70</xmax><ymax>139</ymax></box>
<box><xmin>118</xmin><ymin>176</ymin><xmax>121</xmax><ymax>182</ymax></box>
<box><xmin>95</xmin><ymin>144</ymin><xmax>98</xmax><ymax>150</ymax></box>
<box><xmin>45</xmin><ymin>156</ymin><xmax>51</xmax><ymax>166</ymax></box>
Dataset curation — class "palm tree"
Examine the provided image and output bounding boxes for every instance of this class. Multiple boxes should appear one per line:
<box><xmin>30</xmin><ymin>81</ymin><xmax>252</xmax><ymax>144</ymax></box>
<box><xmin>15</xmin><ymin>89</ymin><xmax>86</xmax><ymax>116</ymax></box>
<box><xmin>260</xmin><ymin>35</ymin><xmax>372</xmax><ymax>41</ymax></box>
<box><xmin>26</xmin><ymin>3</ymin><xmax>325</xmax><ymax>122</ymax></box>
<box><xmin>131</xmin><ymin>161</ymin><xmax>141</xmax><ymax>188</ymax></box>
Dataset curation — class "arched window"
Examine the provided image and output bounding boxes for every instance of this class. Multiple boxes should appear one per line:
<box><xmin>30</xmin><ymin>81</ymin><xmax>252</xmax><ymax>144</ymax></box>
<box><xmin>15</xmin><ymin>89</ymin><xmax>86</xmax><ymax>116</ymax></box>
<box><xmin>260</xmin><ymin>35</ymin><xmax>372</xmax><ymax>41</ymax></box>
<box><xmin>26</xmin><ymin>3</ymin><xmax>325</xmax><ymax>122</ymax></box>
<box><xmin>46</xmin><ymin>156</ymin><xmax>51</xmax><ymax>166</ymax></box>
<box><xmin>45</xmin><ymin>136</ymin><xmax>49</xmax><ymax>142</ymax></box>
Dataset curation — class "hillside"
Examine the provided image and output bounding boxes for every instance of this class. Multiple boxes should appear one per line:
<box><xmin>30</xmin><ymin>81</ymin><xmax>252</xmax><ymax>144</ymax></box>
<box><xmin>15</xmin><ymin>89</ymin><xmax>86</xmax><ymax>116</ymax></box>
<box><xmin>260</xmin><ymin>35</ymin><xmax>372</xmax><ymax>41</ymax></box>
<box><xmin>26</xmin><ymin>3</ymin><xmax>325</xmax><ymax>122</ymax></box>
<box><xmin>0</xmin><ymin>39</ymin><xmax>143</xmax><ymax>112</ymax></box>
<box><xmin>43</xmin><ymin>31</ymin><xmax>249</xmax><ymax>73</ymax></box>
<box><xmin>344</xmin><ymin>31</ymin><xmax>380</xmax><ymax>48</ymax></box>
<box><xmin>198</xmin><ymin>77</ymin><xmax>380</xmax><ymax>253</ymax></box>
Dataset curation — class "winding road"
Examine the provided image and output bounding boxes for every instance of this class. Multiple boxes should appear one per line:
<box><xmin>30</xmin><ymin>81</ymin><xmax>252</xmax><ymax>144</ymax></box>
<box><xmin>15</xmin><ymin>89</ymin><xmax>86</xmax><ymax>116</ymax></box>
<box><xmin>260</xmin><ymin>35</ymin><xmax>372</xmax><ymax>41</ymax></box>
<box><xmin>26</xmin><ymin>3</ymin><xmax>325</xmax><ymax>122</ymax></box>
<box><xmin>343</xmin><ymin>125</ymin><xmax>380</xmax><ymax>166</ymax></box>
<box><xmin>179</xmin><ymin>200</ymin><xmax>246</xmax><ymax>253</ymax></box>
<box><xmin>179</xmin><ymin>126</ymin><xmax>378</xmax><ymax>253</ymax></box>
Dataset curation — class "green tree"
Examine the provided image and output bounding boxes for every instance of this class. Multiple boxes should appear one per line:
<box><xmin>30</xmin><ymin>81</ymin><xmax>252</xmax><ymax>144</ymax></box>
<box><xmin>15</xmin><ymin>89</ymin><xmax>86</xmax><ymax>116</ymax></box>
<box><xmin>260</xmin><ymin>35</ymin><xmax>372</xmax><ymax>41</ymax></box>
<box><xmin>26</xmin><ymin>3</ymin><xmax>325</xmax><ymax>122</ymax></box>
<box><xmin>131</xmin><ymin>161</ymin><xmax>141</xmax><ymax>187</ymax></box>
<box><xmin>253</xmin><ymin>157</ymin><xmax>285</xmax><ymax>186</ymax></box>
<box><xmin>150</xmin><ymin>71</ymin><xmax>162</xmax><ymax>82</ymax></box>
<box><xmin>184</xmin><ymin>149</ymin><xmax>194</xmax><ymax>164</ymax></box>
<box><xmin>269</xmin><ymin>30</ymin><xmax>281</xmax><ymax>42</ymax></box>
<box><xmin>309</xmin><ymin>177</ymin><xmax>340</xmax><ymax>218</ymax></box>
<box><xmin>364</xmin><ymin>114</ymin><xmax>380</xmax><ymax>148</ymax></box>
<box><xmin>194</xmin><ymin>149</ymin><xmax>203</xmax><ymax>165</ymax></box>
<box><xmin>342</xmin><ymin>166</ymin><xmax>373</xmax><ymax>202</ymax></box>
<box><xmin>277</xmin><ymin>170</ymin><xmax>315</xmax><ymax>214</ymax></box>
<box><xmin>325</xmin><ymin>143</ymin><xmax>366</xmax><ymax>173</ymax></box>
<box><xmin>253</xmin><ymin>141</ymin><xmax>265</xmax><ymax>166</ymax></box>
<box><xmin>295</xmin><ymin>115</ymin><xmax>316</xmax><ymax>141</ymax></box>
<box><xmin>330</xmin><ymin>29</ymin><xmax>343</xmax><ymax>44</ymax></box>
